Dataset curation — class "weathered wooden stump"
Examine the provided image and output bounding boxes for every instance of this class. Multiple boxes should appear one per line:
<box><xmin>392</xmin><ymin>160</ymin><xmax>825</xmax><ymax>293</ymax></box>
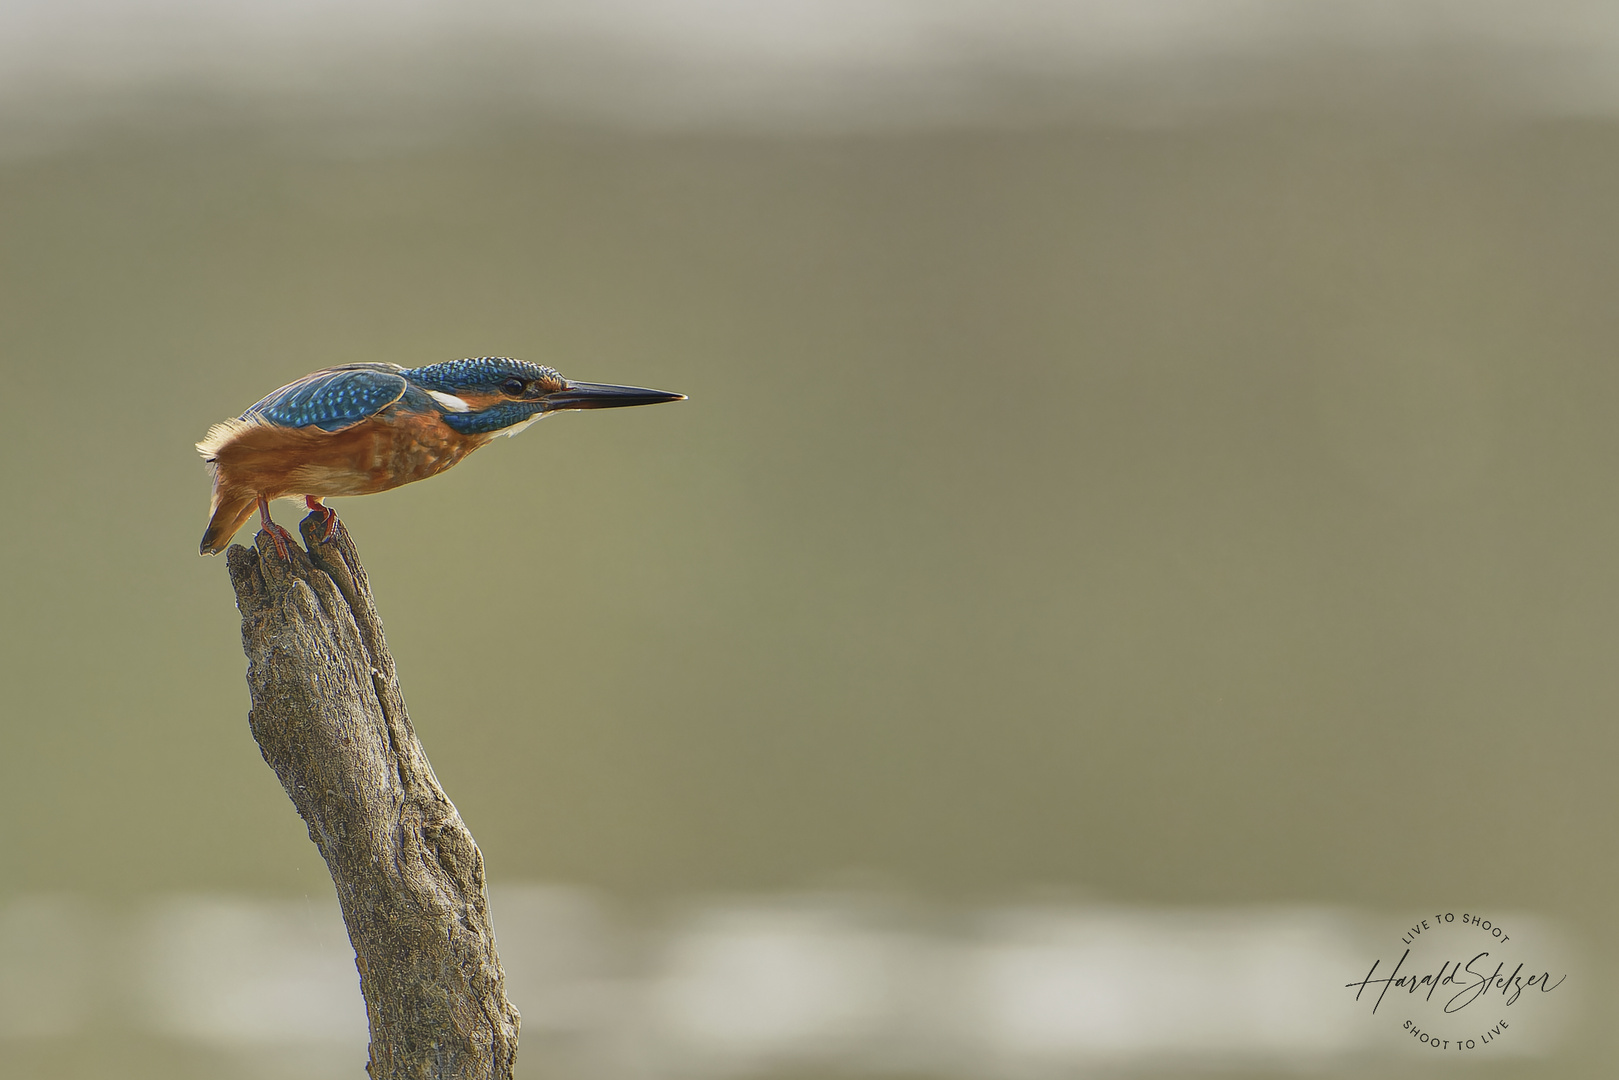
<box><xmin>225</xmin><ymin>514</ymin><xmax>519</xmax><ymax>1079</ymax></box>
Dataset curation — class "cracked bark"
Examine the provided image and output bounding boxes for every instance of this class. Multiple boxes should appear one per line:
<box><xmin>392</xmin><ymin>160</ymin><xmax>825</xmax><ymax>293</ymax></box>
<box><xmin>225</xmin><ymin>513</ymin><xmax>519</xmax><ymax>1079</ymax></box>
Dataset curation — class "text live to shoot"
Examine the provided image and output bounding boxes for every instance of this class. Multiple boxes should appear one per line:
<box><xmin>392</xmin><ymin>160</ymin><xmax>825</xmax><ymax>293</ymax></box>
<box><xmin>1344</xmin><ymin>912</ymin><xmax>1567</xmax><ymax>1052</ymax></box>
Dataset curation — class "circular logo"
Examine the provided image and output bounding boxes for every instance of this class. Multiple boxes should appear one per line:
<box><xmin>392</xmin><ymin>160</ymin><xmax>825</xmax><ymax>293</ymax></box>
<box><xmin>1344</xmin><ymin>911</ymin><xmax>1570</xmax><ymax>1053</ymax></box>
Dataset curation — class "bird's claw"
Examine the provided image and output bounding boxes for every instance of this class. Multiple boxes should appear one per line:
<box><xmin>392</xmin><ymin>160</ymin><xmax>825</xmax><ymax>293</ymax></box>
<box><xmin>262</xmin><ymin>521</ymin><xmax>297</xmax><ymax>561</ymax></box>
<box><xmin>314</xmin><ymin>510</ymin><xmax>343</xmax><ymax>545</ymax></box>
<box><xmin>305</xmin><ymin>499</ymin><xmax>342</xmax><ymax>544</ymax></box>
<box><xmin>256</xmin><ymin>494</ymin><xmax>297</xmax><ymax>560</ymax></box>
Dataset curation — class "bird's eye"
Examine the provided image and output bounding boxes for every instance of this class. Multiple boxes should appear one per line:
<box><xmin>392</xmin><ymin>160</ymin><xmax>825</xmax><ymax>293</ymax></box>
<box><xmin>501</xmin><ymin>378</ymin><xmax>526</xmax><ymax>396</ymax></box>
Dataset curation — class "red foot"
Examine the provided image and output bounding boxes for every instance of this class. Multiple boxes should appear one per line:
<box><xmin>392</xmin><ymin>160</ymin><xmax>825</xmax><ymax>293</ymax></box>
<box><xmin>264</xmin><ymin>523</ymin><xmax>297</xmax><ymax>560</ymax></box>
<box><xmin>257</xmin><ymin>495</ymin><xmax>295</xmax><ymax>560</ymax></box>
<box><xmin>305</xmin><ymin>496</ymin><xmax>341</xmax><ymax>544</ymax></box>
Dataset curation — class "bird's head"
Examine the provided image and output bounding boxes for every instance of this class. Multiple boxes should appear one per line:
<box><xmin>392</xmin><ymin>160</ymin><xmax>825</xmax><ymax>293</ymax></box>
<box><xmin>403</xmin><ymin>357</ymin><xmax>684</xmax><ymax>437</ymax></box>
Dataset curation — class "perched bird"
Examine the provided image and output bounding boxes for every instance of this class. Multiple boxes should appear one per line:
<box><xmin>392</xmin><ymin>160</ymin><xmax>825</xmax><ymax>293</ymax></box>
<box><xmin>198</xmin><ymin>357</ymin><xmax>683</xmax><ymax>556</ymax></box>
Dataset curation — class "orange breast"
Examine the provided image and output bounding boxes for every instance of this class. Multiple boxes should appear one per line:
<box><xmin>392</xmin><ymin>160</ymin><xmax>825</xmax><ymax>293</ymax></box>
<box><xmin>209</xmin><ymin>409</ymin><xmax>491</xmax><ymax>500</ymax></box>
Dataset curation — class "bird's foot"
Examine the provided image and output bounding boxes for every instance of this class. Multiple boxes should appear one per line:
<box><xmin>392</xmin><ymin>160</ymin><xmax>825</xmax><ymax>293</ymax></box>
<box><xmin>256</xmin><ymin>494</ymin><xmax>296</xmax><ymax>560</ymax></box>
<box><xmin>304</xmin><ymin>497</ymin><xmax>342</xmax><ymax>545</ymax></box>
<box><xmin>260</xmin><ymin>521</ymin><xmax>297</xmax><ymax>560</ymax></box>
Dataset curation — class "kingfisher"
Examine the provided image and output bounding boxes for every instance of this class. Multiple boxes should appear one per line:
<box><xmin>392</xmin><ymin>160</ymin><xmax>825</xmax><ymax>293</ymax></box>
<box><xmin>198</xmin><ymin>357</ymin><xmax>684</xmax><ymax>557</ymax></box>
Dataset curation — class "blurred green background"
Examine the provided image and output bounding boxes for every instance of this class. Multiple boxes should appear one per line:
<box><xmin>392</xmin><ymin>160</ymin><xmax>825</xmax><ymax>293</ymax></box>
<box><xmin>0</xmin><ymin>114</ymin><xmax>1612</xmax><ymax>1072</ymax></box>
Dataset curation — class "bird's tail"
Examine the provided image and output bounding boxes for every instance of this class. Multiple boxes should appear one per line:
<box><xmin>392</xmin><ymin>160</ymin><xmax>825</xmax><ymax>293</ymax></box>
<box><xmin>200</xmin><ymin>493</ymin><xmax>257</xmax><ymax>556</ymax></box>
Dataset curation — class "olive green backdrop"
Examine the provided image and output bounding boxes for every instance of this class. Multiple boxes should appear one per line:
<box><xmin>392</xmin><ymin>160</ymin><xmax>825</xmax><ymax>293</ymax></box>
<box><xmin>0</xmin><ymin>119</ymin><xmax>1611</xmax><ymax>1073</ymax></box>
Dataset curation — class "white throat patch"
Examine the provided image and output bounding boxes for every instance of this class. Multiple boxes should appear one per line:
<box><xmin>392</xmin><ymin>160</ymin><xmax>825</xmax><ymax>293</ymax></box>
<box><xmin>427</xmin><ymin>390</ymin><xmax>471</xmax><ymax>412</ymax></box>
<box><xmin>501</xmin><ymin>412</ymin><xmax>548</xmax><ymax>438</ymax></box>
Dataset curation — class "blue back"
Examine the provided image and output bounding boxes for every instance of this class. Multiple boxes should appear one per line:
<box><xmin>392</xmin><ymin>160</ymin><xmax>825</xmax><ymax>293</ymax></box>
<box><xmin>244</xmin><ymin>365</ymin><xmax>409</xmax><ymax>432</ymax></box>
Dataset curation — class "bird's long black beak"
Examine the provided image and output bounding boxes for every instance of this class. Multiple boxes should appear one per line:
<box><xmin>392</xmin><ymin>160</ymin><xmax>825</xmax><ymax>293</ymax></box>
<box><xmin>545</xmin><ymin>381</ymin><xmax>686</xmax><ymax>411</ymax></box>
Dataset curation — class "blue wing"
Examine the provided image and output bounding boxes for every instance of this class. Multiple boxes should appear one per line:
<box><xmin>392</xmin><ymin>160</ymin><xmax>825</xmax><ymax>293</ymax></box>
<box><xmin>243</xmin><ymin>365</ymin><xmax>408</xmax><ymax>433</ymax></box>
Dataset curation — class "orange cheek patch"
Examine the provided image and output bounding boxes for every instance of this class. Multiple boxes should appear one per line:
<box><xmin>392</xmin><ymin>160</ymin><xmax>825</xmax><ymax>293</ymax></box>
<box><xmin>455</xmin><ymin>392</ymin><xmax>510</xmax><ymax>411</ymax></box>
